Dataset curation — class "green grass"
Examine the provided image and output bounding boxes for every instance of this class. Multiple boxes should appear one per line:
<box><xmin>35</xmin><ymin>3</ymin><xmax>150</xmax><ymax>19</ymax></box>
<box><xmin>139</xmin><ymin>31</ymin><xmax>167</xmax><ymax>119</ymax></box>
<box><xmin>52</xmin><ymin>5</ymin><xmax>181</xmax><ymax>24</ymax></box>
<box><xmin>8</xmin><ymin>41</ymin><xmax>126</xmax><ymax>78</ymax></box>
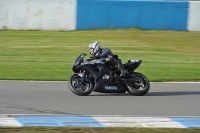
<box><xmin>0</xmin><ymin>29</ymin><xmax>200</xmax><ymax>81</ymax></box>
<box><xmin>0</xmin><ymin>127</ymin><xmax>200</xmax><ymax>133</ymax></box>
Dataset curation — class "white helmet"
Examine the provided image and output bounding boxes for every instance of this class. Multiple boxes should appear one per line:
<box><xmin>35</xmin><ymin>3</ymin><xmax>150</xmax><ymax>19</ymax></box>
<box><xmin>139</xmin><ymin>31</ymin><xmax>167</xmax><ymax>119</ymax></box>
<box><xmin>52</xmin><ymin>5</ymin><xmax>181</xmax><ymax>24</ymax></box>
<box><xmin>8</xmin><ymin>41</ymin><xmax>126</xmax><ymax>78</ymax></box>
<box><xmin>88</xmin><ymin>41</ymin><xmax>102</xmax><ymax>56</ymax></box>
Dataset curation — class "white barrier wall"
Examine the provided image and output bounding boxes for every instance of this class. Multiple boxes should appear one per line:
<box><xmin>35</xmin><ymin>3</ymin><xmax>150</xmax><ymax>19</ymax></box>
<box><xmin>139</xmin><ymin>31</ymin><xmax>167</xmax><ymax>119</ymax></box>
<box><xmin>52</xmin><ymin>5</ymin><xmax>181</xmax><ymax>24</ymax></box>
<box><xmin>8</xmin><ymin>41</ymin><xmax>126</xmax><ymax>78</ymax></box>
<box><xmin>0</xmin><ymin>0</ymin><xmax>76</xmax><ymax>30</ymax></box>
<box><xmin>0</xmin><ymin>0</ymin><xmax>200</xmax><ymax>31</ymax></box>
<box><xmin>188</xmin><ymin>1</ymin><xmax>200</xmax><ymax>31</ymax></box>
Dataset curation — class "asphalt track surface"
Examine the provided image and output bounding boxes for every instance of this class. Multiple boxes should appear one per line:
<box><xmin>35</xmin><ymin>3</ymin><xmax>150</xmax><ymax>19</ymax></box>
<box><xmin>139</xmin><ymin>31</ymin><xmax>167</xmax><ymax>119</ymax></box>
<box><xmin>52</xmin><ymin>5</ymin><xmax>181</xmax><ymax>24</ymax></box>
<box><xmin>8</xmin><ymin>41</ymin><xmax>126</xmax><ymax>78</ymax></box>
<box><xmin>0</xmin><ymin>81</ymin><xmax>199</xmax><ymax>116</ymax></box>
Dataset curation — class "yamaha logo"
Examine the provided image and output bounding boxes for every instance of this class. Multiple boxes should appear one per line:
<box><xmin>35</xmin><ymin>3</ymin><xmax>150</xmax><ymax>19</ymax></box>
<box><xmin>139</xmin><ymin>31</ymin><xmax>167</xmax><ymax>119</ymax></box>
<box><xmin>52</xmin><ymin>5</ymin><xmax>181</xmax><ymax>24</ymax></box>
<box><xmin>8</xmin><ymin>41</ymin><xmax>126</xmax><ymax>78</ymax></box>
<box><xmin>105</xmin><ymin>86</ymin><xmax>117</xmax><ymax>90</ymax></box>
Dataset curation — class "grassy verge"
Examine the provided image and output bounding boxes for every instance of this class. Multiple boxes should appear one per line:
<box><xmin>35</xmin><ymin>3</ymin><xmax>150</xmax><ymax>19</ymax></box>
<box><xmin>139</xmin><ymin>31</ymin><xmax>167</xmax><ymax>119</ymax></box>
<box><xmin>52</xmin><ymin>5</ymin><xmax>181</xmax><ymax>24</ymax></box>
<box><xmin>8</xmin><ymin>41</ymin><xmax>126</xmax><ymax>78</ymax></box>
<box><xmin>0</xmin><ymin>29</ymin><xmax>199</xmax><ymax>81</ymax></box>
<box><xmin>0</xmin><ymin>127</ymin><xmax>200</xmax><ymax>133</ymax></box>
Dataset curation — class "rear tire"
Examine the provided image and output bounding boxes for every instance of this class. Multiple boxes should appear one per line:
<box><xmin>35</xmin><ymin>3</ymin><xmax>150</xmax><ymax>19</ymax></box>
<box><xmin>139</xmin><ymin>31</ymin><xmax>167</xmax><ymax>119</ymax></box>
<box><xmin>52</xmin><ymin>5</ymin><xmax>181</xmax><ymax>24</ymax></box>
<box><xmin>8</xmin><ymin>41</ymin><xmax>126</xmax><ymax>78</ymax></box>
<box><xmin>68</xmin><ymin>74</ymin><xmax>94</xmax><ymax>96</ymax></box>
<box><xmin>126</xmin><ymin>72</ymin><xmax>150</xmax><ymax>96</ymax></box>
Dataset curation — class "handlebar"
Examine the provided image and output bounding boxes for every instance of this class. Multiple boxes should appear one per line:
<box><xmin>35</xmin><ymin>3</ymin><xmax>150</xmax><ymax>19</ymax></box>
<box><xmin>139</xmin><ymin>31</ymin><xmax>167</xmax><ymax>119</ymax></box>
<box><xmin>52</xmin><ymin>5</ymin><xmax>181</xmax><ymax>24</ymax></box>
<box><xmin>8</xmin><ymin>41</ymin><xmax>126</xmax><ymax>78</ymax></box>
<box><xmin>86</xmin><ymin>57</ymin><xmax>94</xmax><ymax>61</ymax></box>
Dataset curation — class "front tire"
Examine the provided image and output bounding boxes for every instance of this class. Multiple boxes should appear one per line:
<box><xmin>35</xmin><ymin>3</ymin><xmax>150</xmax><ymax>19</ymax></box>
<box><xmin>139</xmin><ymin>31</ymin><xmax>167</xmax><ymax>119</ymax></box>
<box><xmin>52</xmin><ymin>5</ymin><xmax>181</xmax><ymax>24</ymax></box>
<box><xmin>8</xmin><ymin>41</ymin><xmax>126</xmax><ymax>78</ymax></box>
<box><xmin>126</xmin><ymin>72</ymin><xmax>150</xmax><ymax>96</ymax></box>
<box><xmin>68</xmin><ymin>74</ymin><xmax>94</xmax><ymax>96</ymax></box>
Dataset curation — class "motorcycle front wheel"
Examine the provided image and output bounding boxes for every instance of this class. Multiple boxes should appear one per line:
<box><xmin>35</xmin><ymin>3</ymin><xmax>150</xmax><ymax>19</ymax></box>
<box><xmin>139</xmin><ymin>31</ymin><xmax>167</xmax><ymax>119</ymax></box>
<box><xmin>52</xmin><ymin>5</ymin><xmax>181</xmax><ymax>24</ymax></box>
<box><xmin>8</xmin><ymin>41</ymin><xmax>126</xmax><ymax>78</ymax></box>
<box><xmin>126</xmin><ymin>72</ymin><xmax>150</xmax><ymax>96</ymax></box>
<box><xmin>68</xmin><ymin>74</ymin><xmax>94</xmax><ymax>96</ymax></box>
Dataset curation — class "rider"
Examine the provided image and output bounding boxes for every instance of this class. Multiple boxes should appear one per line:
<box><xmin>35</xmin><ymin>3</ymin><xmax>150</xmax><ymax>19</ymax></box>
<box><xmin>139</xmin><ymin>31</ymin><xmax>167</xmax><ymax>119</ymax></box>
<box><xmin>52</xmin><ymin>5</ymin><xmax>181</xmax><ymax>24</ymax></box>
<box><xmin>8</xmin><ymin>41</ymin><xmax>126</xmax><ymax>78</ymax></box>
<box><xmin>88</xmin><ymin>41</ymin><xmax>128</xmax><ymax>77</ymax></box>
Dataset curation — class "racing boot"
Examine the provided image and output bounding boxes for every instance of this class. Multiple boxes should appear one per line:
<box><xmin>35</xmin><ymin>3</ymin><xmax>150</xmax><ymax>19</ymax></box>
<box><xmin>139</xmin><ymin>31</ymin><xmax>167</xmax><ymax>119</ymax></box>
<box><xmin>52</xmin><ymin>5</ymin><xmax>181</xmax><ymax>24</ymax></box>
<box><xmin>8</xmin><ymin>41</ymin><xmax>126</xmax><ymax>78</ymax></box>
<box><xmin>112</xmin><ymin>59</ymin><xmax>128</xmax><ymax>77</ymax></box>
<box><xmin>117</xmin><ymin>62</ymin><xmax>128</xmax><ymax>77</ymax></box>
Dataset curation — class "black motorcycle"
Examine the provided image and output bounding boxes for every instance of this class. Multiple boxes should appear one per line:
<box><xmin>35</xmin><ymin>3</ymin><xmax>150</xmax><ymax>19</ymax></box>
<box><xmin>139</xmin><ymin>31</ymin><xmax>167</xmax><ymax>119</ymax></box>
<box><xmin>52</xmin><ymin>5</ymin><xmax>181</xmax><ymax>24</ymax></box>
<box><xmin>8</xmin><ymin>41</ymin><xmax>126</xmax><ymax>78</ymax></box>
<box><xmin>68</xmin><ymin>53</ymin><xmax>150</xmax><ymax>96</ymax></box>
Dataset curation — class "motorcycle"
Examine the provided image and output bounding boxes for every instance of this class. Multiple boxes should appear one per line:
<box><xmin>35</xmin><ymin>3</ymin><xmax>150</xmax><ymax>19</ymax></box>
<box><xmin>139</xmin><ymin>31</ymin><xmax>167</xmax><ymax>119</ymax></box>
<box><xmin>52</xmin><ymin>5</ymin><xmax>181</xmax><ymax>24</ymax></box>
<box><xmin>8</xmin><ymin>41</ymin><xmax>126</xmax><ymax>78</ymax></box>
<box><xmin>68</xmin><ymin>53</ymin><xmax>150</xmax><ymax>96</ymax></box>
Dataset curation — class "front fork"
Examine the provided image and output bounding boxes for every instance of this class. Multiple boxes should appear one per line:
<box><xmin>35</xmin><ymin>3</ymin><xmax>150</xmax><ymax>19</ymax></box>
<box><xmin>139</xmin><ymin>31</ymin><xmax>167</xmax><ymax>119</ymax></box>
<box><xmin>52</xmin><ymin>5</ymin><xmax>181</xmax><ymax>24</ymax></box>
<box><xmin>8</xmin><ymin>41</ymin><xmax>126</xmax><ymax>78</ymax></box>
<box><xmin>80</xmin><ymin>70</ymin><xmax>86</xmax><ymax>85</ymax></box>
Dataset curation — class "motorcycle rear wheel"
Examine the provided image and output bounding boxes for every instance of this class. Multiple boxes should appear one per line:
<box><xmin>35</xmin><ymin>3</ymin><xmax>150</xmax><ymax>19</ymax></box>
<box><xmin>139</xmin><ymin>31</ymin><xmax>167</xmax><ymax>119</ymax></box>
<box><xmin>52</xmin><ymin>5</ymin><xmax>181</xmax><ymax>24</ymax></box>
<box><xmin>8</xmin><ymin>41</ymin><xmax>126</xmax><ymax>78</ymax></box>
<box><xmin>68</xmin><ymin>74</ymin><xmax>93</xmax><ymax>96</ymax></box>
<box><xmin>126</xmin><ymin>72</ymin><xmax>150</xmax><ymax>96</ymax></box>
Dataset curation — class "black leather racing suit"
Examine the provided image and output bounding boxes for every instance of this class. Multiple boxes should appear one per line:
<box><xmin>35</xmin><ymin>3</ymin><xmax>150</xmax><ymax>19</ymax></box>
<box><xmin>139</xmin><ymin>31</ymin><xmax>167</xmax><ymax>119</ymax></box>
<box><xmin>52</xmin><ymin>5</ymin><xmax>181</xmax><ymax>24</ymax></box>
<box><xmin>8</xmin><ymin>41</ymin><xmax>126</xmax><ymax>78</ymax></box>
<box><xmin>97</xmin><ymin>48</ymin><xmax>113</xmax><ymax>59</ymax></box>
<box><xmin>94</xmin><ymin>48</ymin><xmax>128</xmax><ymax>77</ymax></box>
